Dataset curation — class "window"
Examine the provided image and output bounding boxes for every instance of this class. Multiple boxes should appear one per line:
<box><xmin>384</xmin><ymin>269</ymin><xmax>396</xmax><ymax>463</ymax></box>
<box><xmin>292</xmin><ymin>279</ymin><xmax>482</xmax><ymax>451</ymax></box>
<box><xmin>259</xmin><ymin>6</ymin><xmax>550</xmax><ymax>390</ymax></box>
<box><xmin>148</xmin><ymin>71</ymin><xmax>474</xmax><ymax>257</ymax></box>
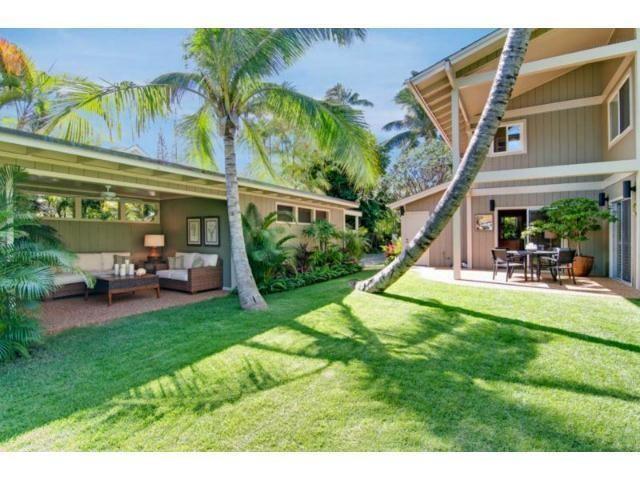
<box><xmin>81</xmin><ymin>199</ymin><xmax>120</xmax><ymax>221</ymax></box>
<box><xmin>30</xmin><ymin>194</ymin><xmax>75</xmax><ymax>219</ymax></box>
<box><xmin>608</xmin><ymin>74</ymin><xmax>632</xmax><ymax>146</ymax></box>
<box><xmin>345</xmin><ymin>214</ymin><xmax>357</xmax><ymax>230</ymax></box>
<box><xmin>124</xmin><ymin>201</ymin><xmax>159</xmax><ymax>222</ymax></box>
<box><xmin>315</xmin><ymin>210</ymin><xmax>328</xmax><ymax>222</ymax></box>
<box><xmin>276</xmin><ymin>204</ymin><xmax>295</xmax><ymax>222</ymax></box>
<box><xmin>298</xmin><ymin>207</ymin><xmax>312</xmax><ymax>224</ymax></box>
<box><xmin>489</xmin><ymin>121</ymin><xmax>525</xmax><ymax>156</ymax></box>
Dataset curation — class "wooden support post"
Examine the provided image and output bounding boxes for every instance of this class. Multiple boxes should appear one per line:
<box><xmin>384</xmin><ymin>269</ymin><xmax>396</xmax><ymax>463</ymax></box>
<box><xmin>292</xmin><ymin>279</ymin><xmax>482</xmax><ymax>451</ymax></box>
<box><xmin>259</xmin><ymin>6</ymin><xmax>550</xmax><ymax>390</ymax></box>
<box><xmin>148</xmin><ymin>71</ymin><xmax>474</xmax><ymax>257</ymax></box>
<box><xmin>451</xmin><ymin>87</ymin><xmax>462</xmax><ymax>280</ymax></box>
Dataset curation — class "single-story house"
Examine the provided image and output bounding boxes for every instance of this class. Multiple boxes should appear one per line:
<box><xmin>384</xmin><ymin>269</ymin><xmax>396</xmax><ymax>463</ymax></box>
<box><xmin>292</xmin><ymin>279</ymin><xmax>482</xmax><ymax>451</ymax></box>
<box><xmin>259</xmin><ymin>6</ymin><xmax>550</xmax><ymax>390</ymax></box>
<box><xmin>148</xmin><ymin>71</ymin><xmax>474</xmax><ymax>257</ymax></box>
<box><xmin>0</xmin><ymin>126</ymin><xmax>361</xmax><ymax>291</ymax></box>
<box><xmin>391</xmin><ymin>28</ymin><xmax>640</xmax><ymax>287</ymax></box>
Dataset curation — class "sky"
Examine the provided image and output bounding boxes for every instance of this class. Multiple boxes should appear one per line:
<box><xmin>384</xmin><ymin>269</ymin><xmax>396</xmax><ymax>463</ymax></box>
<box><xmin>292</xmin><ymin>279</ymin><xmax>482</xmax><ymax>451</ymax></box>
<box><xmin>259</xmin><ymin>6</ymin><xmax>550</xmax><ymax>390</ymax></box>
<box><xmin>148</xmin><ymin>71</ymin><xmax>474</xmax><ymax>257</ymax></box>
<box><xmin>0</xmin><ymin>28</ymin><xmax>491</xmax><ymax>172</ymax></box>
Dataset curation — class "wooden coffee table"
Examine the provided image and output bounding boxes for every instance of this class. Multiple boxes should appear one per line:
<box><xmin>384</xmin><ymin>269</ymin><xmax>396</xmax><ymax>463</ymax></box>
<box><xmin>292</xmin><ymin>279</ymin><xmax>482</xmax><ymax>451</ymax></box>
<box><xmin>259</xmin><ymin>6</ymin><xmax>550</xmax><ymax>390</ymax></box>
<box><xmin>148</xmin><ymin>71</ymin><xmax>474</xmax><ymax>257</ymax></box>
<box><xmin>94</xmin><ymin>273</ymin><xmax>160</xmax><ymax>306</ymax></box>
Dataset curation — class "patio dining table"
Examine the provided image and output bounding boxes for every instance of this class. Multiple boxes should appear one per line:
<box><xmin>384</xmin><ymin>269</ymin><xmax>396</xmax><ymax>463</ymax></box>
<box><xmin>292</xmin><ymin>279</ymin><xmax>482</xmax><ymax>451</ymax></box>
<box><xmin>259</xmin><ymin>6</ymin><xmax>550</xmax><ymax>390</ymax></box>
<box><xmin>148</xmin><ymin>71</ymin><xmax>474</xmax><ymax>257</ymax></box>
<box><xmin>507</xmin><ymin>249</ymin><xmax>556</xmax><ymax>282</ymax></box>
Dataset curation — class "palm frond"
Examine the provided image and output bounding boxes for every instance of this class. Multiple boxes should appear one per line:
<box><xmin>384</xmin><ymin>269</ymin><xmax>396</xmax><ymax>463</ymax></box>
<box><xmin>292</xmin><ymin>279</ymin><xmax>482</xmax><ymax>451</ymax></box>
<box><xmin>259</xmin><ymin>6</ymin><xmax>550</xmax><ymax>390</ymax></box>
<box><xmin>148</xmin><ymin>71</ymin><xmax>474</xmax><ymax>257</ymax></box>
<box><xmin>255</xmin><ymin>83</ymin><xmax>380</xmax><ymax>190</ymax></box>
<box><xmin>43</xmin><ymin>78</ymin><xmax>177</xmax><ymax>143</ymax></box>
<box><xmin>177</xmin><ymin>104</ymin><xmax>217</xmax><ymax>169</ymax></box>
<box><xmin>242</xmin><ymin>119</ymin><xmax>276</xmax><ymax>179</ymax></box>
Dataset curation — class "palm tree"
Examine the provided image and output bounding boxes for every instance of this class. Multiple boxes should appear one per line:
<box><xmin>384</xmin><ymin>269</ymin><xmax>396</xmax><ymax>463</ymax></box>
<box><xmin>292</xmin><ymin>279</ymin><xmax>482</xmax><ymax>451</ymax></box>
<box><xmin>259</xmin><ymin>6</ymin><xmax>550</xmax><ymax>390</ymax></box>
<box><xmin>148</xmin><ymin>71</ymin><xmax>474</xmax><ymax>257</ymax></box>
<box><xmin>325</xmin><ymin>83</ymin><xmax>373</xmax><ymax>107</ymax></box>
<box><xmin>48</xmin><ymin>29</ymin><xmax>379</xmax><ymax>310</ymax></box>
<box><xmin>0</xmin><ymin>38</ymin><xmax>100</xmax><ymax>142</ymax></box>
<box><xmin>382</xmin><ymin>87</ymin><xmax>437</xmax><ymax>152</ymax></box>
<box><xmin>356</xmin><ymin>28</ymin><xmax>532</xmax><ymax>293</ymax></box>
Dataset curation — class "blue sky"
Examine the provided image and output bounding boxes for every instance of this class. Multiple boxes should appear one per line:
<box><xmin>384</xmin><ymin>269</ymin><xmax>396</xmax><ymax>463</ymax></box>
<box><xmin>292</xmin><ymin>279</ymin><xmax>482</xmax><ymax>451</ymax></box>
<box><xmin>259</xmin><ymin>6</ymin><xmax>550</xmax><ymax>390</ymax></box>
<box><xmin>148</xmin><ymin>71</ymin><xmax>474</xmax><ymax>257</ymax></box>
<box><xmin>0</xmin><ymin>28</ymin><xmax>491</xmax><ymax>171</ymax></box>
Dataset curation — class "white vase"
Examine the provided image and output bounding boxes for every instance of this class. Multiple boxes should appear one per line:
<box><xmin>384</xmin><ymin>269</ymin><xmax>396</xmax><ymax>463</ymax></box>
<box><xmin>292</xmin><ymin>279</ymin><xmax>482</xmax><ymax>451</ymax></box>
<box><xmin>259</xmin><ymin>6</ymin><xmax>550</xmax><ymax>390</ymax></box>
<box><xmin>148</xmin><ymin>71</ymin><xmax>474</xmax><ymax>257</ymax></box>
<box><xmin>119</xmin><ymin>264</ymin><xmax>127</xmax><ymax>276</ymax></box>
<box><xmin>114</xmin><ymin>264</ymin><xmax>119</xmax><ymax>276</ymax></box>
<box><xmin>128</xmin><ymin>264</ymin><xmax>135</xmax><ymax>276</ymax></box>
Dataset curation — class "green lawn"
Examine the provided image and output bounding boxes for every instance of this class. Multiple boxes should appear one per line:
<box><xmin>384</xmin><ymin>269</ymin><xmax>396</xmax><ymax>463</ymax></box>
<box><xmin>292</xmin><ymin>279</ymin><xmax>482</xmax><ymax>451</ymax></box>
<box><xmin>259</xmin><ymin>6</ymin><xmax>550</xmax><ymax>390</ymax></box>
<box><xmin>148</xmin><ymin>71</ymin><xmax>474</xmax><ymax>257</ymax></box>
<box><xmin>1</xmin><ymin>270</ymin><xmax>640</xmax><ymax>451</ymax></box>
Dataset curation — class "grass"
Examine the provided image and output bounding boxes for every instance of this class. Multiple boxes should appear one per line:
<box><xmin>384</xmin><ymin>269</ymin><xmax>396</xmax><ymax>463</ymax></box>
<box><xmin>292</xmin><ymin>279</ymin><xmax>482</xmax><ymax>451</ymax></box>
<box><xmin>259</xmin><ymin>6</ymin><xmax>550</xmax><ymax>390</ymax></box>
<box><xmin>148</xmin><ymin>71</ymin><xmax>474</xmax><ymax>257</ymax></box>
<box><xmin>1</xmin><ymin>270</ymin><xmax>640</xmax><ymax>451</ymax></box>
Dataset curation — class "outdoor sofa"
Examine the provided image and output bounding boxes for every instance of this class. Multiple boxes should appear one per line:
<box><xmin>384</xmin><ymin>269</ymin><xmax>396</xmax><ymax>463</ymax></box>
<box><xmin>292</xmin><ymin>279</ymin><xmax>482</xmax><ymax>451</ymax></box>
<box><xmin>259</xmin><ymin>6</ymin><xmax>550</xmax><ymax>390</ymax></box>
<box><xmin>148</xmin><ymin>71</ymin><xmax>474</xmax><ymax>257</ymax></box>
<box><xmin>156</xmin><ymin>252</ymin><xmax>222</xmax><ymax>294</ymax></box>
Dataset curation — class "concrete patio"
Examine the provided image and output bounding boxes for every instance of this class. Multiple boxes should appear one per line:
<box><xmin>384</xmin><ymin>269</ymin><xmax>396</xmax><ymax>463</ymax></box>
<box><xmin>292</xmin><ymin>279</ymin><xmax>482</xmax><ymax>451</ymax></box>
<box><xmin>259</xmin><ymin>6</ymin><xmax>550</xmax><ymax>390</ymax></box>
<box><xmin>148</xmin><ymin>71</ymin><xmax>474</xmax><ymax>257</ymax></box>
<box><xmin>40</xmin><ymin>288</ymin><xmax>228</xmax><ymax>334</ymax></box>
<box><xmin>413</xmin><ymin>266</ymin><xmax>640</xmax><ymax>299</ymax></box>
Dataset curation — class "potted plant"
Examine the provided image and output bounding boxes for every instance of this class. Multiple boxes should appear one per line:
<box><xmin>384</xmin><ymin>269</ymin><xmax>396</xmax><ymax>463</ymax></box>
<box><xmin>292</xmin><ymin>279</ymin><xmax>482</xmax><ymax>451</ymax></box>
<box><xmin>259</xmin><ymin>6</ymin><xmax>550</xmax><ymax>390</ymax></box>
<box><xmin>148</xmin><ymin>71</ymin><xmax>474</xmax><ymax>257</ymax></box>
<box><xmin>521</xmin><ymin>197</ymin><xmax>616</xmax><ymax>276</ymax></box>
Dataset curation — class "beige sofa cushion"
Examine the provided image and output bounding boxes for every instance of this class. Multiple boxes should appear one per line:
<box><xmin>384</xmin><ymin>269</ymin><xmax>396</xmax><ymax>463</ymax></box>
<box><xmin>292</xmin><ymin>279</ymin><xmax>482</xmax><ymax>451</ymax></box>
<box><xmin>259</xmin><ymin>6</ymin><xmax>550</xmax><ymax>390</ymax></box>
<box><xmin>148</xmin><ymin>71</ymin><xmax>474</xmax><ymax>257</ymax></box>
<box><xmin>200</xmin><ymin>254</ymin><xmax>218</xmax><ymax>267</ymax></box>
<box><xmin>75</xmin><ymin>253</ymin><xmax>103</xmax><ymax>272</ymax></box>
<box><xmin>175</xmin><ymin>252</ymin><xmax>198</xmax><ymax>269</ymax></box>
<box><xmin>157</xmin><ymin>269</ymin><xmax>188</xmax><ymax>282</ymax></box>
<box><xmin>54</xmin><ymin>272</ymin><xmax>86</xmax><ymax>286</ymax></box>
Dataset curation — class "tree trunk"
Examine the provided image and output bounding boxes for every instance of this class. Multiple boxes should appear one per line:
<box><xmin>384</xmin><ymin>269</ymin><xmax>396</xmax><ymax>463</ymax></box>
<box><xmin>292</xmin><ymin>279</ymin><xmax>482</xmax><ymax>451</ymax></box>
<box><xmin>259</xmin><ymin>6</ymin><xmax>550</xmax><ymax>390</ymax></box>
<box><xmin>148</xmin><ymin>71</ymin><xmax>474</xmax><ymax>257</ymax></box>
<box><xmin>356</xmin><ymin>28</ymin><xmax>532</xmax><ymax>293</ymax></box>
<box><xmin>223</xmin><ymin>119</ymin><xmax>268</xmax><ymax>310</ymax></box>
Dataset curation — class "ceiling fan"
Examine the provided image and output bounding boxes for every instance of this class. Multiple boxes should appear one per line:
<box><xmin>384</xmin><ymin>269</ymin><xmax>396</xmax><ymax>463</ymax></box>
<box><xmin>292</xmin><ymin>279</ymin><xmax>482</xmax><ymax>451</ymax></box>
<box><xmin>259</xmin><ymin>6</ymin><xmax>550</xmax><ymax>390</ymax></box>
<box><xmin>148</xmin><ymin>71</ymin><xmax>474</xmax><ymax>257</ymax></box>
<box><xmin>100</xmin><ymin>185</ymin><xmax>119</xmax><ymax>201</ymax></box>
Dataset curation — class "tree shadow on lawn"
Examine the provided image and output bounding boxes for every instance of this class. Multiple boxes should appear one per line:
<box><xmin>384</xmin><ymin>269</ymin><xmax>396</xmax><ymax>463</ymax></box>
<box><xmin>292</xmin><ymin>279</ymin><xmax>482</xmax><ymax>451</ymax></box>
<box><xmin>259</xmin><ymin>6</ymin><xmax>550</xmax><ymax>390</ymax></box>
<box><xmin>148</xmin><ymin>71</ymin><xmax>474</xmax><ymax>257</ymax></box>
<box><xmin>1</xmin><ymin>272</ymin><xmax>635</xmax><ymax>450</ymax></box>
<box><xmin>0</xmin><ymin>274</ymin><xmax>364</xmax><ymax>445</ymax></box>
<box><xmin>240</xmin><ymin>297</ymin><xmax>624</xmax><ymax>451</ymax></box>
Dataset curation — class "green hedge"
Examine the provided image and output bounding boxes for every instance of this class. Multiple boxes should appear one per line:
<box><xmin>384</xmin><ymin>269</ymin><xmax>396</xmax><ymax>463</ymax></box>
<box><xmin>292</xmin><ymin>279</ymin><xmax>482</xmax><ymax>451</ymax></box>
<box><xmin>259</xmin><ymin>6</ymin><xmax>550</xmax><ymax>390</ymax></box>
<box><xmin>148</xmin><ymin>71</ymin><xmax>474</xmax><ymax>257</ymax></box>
<box><xmin>259</xmin><ymin>263</ymin><xmax>362</xmax><ymax>294</ymax></box>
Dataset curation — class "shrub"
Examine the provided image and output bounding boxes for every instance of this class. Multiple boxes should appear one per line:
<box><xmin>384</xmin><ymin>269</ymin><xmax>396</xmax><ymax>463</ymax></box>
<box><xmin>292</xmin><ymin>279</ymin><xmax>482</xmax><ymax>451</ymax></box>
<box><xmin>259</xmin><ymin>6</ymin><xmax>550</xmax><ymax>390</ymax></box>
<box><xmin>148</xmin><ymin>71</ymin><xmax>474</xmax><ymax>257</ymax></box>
<box><xmin>259</xmin><ymin>262</ymin><xmax>362</xmax><ymax>294</ymax></box>
<box><xmin>335</xmin><ymin>227</ymin><xmax>370</xmax><ymax>260</ymax></box>
<box><xmin>294</xmin><ymin>242</ymin><xmax>312</xmax><ymax>273</ymax></box>
<box><xmin>382</xmin><ymin>237</ymin><xmax>402</xmax><ymax>264</ymax></box>
<box><xmin>302</xmin><ymin>219</ymin><xmax>337</xmax><ymax>252</ymax></box>
<box><xmin>242</xmin><ymin>203</ymin><xmax>295</xmax><ymax>284</ymax></box>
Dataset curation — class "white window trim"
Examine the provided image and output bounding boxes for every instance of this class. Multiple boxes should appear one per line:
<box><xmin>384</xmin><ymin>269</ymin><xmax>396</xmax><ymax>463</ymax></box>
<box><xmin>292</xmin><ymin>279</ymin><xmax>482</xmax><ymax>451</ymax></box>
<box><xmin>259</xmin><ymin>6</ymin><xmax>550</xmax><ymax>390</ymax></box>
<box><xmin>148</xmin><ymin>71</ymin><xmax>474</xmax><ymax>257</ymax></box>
<box><xmin>487</xmin><ymin>119</ymin><xmax>527</xmax><ymax>157</ymax></box>
<box><xmin>275</xmin><ymin>202</ymin><xmax>297</xmax><ymax>224</ymax></box>
<box><xmin>607</xmin><ymin>70</ymin><xmax>633</xmax><ymax>150</ymax></box>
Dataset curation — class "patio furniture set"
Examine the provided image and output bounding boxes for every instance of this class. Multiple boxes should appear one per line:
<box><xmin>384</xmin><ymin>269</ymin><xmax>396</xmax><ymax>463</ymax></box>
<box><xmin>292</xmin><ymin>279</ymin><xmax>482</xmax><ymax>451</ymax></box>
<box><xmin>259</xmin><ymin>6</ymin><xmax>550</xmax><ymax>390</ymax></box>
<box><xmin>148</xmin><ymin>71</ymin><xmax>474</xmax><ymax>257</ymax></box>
<box><xmin>491</xmin><ymin>247</ymin><xmax>577</xmax><ymax>284</ymax></box>
<box><xmin>50</xmin><ymin>248</ymin><xmax>223</xmax><ymax>306</ymax></box>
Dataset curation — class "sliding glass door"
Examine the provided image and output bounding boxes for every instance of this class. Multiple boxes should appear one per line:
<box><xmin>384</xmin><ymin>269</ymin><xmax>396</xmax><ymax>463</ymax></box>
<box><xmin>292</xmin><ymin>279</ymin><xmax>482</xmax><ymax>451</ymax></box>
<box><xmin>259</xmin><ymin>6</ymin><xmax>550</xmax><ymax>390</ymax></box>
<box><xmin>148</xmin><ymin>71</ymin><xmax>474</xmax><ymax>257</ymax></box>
<box><xmin>611</xmin><ymin>199</ymin><xmax>631</xmax><ymax>283</ymax></box>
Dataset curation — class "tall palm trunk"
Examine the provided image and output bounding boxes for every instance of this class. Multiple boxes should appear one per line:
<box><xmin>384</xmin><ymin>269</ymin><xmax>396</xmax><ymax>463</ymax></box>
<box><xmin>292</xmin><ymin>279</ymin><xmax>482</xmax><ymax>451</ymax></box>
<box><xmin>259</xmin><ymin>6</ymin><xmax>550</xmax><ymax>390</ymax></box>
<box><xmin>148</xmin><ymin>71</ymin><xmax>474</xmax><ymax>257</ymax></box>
<box><xmin>223</xmin><ymin>119</ymin><xmax>268</xmax><ymax>310</ymax></box>
<box><xmin>356</xmin><ymin>28</ymin><xmax>532</xmax><ymax>293</ymax></box>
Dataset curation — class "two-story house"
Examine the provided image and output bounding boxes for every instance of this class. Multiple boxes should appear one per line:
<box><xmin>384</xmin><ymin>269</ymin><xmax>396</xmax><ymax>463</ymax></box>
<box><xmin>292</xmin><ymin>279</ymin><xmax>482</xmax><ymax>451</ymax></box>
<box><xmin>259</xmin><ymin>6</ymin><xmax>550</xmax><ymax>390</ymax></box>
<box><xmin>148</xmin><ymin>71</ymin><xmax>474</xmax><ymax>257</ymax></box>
<box><xmin>390</xmin><ymin>28</ymin><xmax>640</xmax><ymax>287</ymax></box>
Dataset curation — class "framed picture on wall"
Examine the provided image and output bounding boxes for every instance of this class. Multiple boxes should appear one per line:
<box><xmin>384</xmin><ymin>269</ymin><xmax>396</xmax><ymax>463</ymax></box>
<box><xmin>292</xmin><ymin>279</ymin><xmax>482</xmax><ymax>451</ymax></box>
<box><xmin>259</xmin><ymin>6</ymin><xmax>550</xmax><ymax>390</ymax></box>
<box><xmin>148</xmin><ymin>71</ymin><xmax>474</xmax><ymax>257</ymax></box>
<box><xmin>475</xmin><ymin>214</ymin><xmax>494</xmax><ymax>231</ymax></box>
<box><xmin>186</xmin><ymin>217</ymin><xmax>202</xmax><ymax>246</ymax></box>
<box><xmin>203</xmin><ymin>216</ymin><xmax>220</xmax><ymax>247</ymax></box>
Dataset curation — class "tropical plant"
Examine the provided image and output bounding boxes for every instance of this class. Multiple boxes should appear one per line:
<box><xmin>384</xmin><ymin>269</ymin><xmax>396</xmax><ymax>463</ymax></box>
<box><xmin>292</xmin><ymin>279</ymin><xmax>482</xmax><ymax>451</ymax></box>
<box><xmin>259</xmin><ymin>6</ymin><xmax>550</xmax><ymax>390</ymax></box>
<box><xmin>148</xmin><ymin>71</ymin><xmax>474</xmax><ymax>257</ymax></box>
<box><xmin>0</xmin><ymin>38</ymin><xmax>98</xmax><ymax>141</ymax></box>
<box><xmin>259</xmin><ymin>262</ymin><xmax>361</xmax><ymax>294</ymax></box>
<box><xmin>302</xmin><ymin>219</ymin><xmax>337</xmax><ymax>253</ymax></box>
<box><xmin>357</xmin><ymin>28</ymin><xmax>533</xmax><ymax>293</ymax></box>
<box><xmin>294</xmin><ymin>242</ymin><xmax>312</xmax><ymax>273</ymax></box>
<box><xmin>382</xmin><ymin>87</ymin><xmax>437</xmax><ymax>152</ymax></box>
<box><xmin>382</xmin><ymin>237</ymin><xmax>403</xmax><ymax>264</ymax></box>
<box><xmin>371</xmin><ymin>208</ymin><xmax>400</xmax><ymax>248</ymax></box>
<box><xmin>309</xmin><ymin>245</ymin><xmax>349</xmax><ymax>269</ymax></box>
<box><xmin>335</xmin><ymin>226</ymin><xmax>370</xmax><ymax>260</ymax></box>
<box><xmin>0</xmin><ymin>165</ymin><xmax>81</xmax><ymax>361</ymax></box>
<box><xmin>521</xmin><ymin>198</ymin><xmax>616</xmax><ymax>256</ymax></box>
<box><xmin>47</xmin><ymin>29</ymin><xmax>379</xmax><ymax>310</ymax></box>
<box><xmin>242</xmin><ymin>202</ymin><xmax>295</xmax><ymax>286</ymax></box>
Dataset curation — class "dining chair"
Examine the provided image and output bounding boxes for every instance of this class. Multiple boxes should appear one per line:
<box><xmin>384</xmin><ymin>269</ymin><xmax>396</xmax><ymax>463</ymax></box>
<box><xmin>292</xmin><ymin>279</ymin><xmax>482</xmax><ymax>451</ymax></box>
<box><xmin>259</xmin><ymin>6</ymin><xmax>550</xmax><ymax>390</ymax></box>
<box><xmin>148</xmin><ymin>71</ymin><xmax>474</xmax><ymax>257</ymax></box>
<box><xmin>537</xmin><ymin>248</ymin><xmax>576</xmax><ymax>285</ymax></box>
<box><xmin>491</xmin><ymin>248</ymin><xmax>525</xmax><ymax>282</ymax></box>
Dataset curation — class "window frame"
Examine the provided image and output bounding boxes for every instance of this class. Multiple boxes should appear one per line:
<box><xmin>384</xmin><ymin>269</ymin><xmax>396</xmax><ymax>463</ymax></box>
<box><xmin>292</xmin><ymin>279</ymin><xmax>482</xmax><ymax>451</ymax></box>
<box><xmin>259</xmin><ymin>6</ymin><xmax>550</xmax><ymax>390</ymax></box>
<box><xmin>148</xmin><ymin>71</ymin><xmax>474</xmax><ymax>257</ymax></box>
<box><xmin>275</xmin><ymin>203</ymin><xmax>296</xmax><ymax>224</ymax></box>
<box><xmin>607</xmin><ymin>70</ymin><xmax>633</xmax><ymax>150</ymax></box>
<box><xmin>296</xmin><ymin>206</ymin><xmax>314</xmax><ymax>225</ymax></box>
<box><xmin>314</xmin><ymin>208</ymin><xmax>329</xmax><ymax>223</ymax></box>
<box><xmin>23</xmin><ymin>190</ymin><xmax>160</xmax><ymax>224</ymax></box>
<box><xmin>487</xmin><ymin>119</ymin><xmax>527</xmax><ymax>157</ymax></box>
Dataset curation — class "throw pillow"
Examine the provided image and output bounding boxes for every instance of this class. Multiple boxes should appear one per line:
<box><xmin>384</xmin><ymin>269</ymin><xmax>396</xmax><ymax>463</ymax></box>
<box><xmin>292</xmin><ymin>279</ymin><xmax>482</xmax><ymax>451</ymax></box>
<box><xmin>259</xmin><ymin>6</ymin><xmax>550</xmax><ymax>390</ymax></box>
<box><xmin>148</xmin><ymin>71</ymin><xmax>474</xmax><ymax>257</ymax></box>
<box><xmin>168</xmin><ymin>256</ymin><xmax>185</xmax><ymax>269</ymax></box>
<box><xmin>191</xmin><ymin>254</ymin><xmax>204</xmax><ymax>268</ymax></box>
<box><xmin>200</xmin><ymin>253</ymin><xmax>218</xmax><ymax>267</ymax></box>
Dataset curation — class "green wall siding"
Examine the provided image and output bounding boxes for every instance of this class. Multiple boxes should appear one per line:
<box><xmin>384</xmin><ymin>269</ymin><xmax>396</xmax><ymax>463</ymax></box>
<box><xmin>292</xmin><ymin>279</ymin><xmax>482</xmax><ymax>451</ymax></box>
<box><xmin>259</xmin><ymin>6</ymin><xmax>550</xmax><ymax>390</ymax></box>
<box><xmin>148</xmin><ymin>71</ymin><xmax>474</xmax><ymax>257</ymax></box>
<box><xmin>160</xmin><ymin>197</ymin><xmax>231</xmax><ymax>288</ymax></box>
<box><xmin>43</xmin><ymin>219</ymin><xmax>161</xmax><ymax>261</ymax></box>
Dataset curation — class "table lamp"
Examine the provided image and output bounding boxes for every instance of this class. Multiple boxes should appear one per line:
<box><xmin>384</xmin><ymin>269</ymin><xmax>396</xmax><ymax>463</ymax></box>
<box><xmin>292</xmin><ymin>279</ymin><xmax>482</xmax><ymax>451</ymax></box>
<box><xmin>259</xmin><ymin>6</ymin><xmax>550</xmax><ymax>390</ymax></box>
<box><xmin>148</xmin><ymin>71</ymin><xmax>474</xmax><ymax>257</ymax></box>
<box><xmin>144</xmin><ymin>234</ymin><xmax>165</xmax><ymax>259</ymax></box>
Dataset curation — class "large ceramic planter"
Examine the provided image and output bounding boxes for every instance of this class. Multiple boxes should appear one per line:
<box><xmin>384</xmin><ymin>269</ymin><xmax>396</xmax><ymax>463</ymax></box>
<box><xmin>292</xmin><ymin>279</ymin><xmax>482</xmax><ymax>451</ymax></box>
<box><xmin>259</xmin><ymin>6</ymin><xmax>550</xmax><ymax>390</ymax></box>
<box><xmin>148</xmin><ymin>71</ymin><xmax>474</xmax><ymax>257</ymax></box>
<box><xmin>573</xmin><ymin>255</ymin><xmax>594</xmax><ymax>277</ymax></box>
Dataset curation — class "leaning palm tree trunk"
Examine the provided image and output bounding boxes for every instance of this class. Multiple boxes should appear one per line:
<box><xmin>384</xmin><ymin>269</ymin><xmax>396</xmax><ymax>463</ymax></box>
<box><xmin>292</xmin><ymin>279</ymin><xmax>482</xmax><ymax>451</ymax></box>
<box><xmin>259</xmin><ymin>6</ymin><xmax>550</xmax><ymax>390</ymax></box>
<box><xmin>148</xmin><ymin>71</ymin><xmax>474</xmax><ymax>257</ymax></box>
<box><xmin>224</xmin><ymin>120</ymin><xmax>268</xmax><ymax>310</ymax></box>
<box><xmin>356</xmin><ymin>28</ymin><xmax>532</xmax><ymax>293</ymax></box>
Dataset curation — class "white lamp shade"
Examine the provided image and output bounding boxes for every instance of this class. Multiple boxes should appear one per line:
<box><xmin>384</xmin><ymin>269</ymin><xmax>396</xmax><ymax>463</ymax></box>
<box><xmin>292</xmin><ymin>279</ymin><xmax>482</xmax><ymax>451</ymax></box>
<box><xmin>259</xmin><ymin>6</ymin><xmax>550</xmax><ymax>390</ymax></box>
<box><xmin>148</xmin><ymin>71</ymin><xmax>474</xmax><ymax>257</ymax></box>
<box><xmin>144</xmin><ymin>234</ymin><xmax>165</xmax><ymax>247</ymax></box>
